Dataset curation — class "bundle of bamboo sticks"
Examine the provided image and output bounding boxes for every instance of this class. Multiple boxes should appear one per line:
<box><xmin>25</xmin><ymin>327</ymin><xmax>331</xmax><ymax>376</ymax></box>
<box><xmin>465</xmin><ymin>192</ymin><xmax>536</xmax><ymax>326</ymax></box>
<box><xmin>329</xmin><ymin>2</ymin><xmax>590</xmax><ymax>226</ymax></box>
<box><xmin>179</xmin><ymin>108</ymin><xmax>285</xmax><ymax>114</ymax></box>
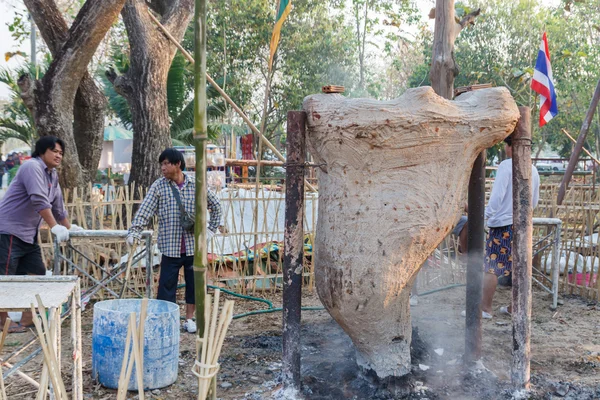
<box><xmin>30</xmin><ymin>295</ymin><xmax>68</xmax><ymax>400</ymax></box>
<box><xmin>192</xmin><ymin>290</ymin><xmax>234</xmax><ymax>400</ymax></box>
<box><xmin>0</xmin><ymin>318</ymin><xmax>10</xmax><ymax>400</ymax></box>
<box><xmin>117</xmin><ymin>298</ymin><xmax>148</xmax><ymax>400</ymax></box>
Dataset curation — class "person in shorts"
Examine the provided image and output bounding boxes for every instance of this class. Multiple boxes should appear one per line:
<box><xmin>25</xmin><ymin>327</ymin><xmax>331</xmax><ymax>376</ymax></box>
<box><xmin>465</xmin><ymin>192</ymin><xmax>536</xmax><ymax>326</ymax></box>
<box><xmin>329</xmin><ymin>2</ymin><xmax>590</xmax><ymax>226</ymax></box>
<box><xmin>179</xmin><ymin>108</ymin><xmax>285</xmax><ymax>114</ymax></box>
<box><xmin>480</xmin><ymin>136</ymin><xmax>540</xmax><ymax>317</ymax></box>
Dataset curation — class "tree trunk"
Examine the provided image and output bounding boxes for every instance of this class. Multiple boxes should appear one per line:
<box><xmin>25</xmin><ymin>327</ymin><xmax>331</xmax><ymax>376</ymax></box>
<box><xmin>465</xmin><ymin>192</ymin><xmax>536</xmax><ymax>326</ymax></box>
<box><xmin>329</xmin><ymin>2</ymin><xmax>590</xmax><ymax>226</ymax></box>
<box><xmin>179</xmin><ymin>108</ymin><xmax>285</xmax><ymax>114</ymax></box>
<box><xmin>108</xmin><ymin>0</ymin><xmax>194</xmax><ymax>189</ymax></box>
<box><xmin>127</xmin><ymin>59</ymin><xmax>172</xmax><ymax>188</ymax></box>
<box><xmin>73</xmin><ymin>78</ymin><xmax>106</xmax><ymax>182</ymax></box>
<box><xmin>304</xmin><ymin>87</ymin><xmax>519</xmax><ymax>378</ymax></box>
<box><xmin>21</xmin><ymin>0</ymin><xmax>123</xmax><ymax>187</ymax></box>
<box><xmin>429</xmin><ymin>0</ymin><xmax>480</xmax><ymax>99</ymax></box>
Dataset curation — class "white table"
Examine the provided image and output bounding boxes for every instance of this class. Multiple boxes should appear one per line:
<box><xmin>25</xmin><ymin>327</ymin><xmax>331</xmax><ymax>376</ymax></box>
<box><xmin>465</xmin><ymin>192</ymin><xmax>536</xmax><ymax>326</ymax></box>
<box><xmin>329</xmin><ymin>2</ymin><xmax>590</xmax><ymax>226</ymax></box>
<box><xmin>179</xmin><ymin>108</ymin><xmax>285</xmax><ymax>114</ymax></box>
<box><xmin>0</xmin><ymin>276</ymin><xmax>82</xmax><ymax>399</ymax></box>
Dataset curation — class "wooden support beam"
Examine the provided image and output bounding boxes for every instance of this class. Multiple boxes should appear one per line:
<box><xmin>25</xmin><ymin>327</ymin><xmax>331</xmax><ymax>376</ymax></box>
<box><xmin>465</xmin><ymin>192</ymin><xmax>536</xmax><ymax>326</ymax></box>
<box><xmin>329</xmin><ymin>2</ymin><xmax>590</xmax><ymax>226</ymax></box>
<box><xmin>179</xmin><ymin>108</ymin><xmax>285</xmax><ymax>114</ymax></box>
<box><xmin>282</xmin><ymin>111</ymin><xmax>306</xmax><ymax>389</ymax></box>
<box><xmin>557</xmin><ymin>79</ymin><xmax>600</xmax><ymax>205</ymax></box>
<box><xmin>512</xmin><ymin>106</ymin><xmax>533</xmax><ymax>390</ymax></box>
<box><xmin>465</xmin><ymin>151</ymin><xmax>485</xmax><ymax>365</ymax></box>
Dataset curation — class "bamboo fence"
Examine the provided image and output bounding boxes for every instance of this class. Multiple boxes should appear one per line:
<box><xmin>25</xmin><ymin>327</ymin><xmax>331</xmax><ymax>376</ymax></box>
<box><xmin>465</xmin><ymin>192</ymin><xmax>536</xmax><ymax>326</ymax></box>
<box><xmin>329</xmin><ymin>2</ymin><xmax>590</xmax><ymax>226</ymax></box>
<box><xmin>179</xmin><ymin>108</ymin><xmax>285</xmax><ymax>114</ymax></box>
<box><xmin>36</xmin><ymin>182</ymin><xmax>600</xmax><ymax>301</ymax></box>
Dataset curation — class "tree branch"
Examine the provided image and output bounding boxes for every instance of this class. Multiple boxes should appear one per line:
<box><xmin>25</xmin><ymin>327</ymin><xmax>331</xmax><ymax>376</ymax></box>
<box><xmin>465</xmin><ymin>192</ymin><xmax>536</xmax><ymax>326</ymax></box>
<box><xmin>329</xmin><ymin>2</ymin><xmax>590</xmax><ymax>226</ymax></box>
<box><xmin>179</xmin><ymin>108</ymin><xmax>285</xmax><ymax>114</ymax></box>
<box><xmin>145</xmin><ymin>0</ymin><xmax>167</xmax><ymax>15</ymax></box>
<box><xmin>105</xmin><ymin>68</ymin><xmax>133</xmax><ymax>98</ymax></box>
<box><xmin>44</xmin><ymin>0</ymin><xmax>126</xmax><ymax>103</ymax></box>
<box><xmin>458</xmin><ymin>8</ymin><xmax>481</xmax><ymax>30</ymax></box>
<box><xmin>161</xmin><ymin>0</ymin><xmax>194</xmax><ymax>40</ymax></box>
<box><xmin>17</xmin><ymin>74</ymin><xmax>36</xmax><ymax>115</ymax></box>
<box><xmin>23</xmin><ymin>0</ymin><xmax>69</xmax><ymax>55</ymax></box>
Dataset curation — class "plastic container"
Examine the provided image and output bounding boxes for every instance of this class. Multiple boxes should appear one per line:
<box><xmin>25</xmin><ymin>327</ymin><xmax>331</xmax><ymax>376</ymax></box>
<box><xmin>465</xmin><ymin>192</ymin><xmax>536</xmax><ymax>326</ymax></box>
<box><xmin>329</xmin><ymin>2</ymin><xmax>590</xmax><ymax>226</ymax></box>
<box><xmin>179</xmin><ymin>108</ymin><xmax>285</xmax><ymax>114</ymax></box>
<box><xmin>92</xmin><ymin>299</ymin><xmax>180</xmax><ymax>390</ymax></box>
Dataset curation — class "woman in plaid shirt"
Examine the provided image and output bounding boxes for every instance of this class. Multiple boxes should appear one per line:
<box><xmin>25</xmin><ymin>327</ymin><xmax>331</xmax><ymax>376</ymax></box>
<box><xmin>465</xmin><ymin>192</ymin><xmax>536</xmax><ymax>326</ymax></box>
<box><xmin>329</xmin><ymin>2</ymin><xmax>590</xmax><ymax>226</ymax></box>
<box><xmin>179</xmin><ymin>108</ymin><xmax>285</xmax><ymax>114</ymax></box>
<box><xmin>127</xmin><ymin>148</ymin><xmax>222</xmax><ymax>333</ymax></box>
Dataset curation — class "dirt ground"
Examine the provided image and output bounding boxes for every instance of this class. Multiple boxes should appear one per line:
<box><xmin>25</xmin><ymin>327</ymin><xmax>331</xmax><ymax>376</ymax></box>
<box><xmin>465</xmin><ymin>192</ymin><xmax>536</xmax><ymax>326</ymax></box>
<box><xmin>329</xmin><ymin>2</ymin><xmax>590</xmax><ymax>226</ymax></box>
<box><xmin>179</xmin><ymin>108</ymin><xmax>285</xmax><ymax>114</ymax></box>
<box><xmin>2</xmin><ymin>284</ymin><xmax>600</xmax><ymax>399</ymax></box>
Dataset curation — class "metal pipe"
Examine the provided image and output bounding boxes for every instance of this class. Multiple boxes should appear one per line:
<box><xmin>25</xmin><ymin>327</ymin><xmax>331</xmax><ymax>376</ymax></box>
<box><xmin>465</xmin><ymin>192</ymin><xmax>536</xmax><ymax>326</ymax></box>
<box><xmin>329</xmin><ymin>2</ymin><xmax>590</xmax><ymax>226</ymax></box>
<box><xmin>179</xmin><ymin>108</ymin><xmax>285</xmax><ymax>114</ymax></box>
<box><xmin>145</xmin><ymin>235</ymin><xmax>153</xmax><ymax>298</ymax></box>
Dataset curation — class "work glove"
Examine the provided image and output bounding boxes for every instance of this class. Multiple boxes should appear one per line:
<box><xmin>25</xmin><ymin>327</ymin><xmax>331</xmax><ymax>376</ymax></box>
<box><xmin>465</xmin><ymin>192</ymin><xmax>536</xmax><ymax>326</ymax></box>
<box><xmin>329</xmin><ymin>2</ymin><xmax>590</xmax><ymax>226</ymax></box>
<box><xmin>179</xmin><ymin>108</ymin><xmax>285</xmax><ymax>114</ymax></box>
<box><xmin>69</xmin><ymin>224</ymin><xmax>84</xmax><ymax>232</ymax></box>
<box><xmin>126</xmin><ymin>235</ymin><xmax>135</xmax><ymax>248</ymax></box>
<box><xmin>206</xmin><ymin>228</ymin><xmax>215</xmax><ymax>242</ymax></box>
<box><xmin>51</xmin><ymin>225</ymin><xmax>70</xmax><ymax>243</ymax></box>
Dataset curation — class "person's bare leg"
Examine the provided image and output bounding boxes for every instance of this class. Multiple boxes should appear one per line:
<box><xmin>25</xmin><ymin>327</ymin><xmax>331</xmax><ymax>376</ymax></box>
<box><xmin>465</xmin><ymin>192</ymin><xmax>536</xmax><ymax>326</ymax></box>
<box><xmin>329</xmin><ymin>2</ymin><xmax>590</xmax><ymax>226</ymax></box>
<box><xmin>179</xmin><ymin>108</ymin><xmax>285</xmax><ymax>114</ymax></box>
<box><xmin>481</xmin><ymin>272</ymin><xmax>498</xmax><ymax>314</ymax></box>
<box><xmin>186</xmin><ymin>303</ymin><xmax>195</xmax><ymax>320</ymax></box>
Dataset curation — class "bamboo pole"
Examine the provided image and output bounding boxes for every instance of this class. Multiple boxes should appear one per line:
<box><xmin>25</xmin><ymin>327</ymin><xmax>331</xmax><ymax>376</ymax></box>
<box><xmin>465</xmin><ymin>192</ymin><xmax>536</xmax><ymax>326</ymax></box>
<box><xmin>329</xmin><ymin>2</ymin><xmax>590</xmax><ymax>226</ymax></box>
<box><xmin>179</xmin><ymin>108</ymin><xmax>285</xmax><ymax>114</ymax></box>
<box><xmin>193</xmin><ymin>0</ymin><xmax>209</xmax><ymax>345</ymax></box>
<box><xmin>116</xmin><ymin>315</ymin><xmax>134</xmax><ymax>400</ymax></box>
<box><xmin>252</xmin><ymin>53</ymin><xmax>276</xmax><ymax>285</ymax></box>
<box><xmin>193</xmin><ymin>293</ymin><xmax>234</xmax><ymax>400</ymax></box>
<box><xmin>0</xmin><ymin>319</ymin><xmax>10</xmax><ymax>400</ymax></box>
<box><xmin>561</xmin><ymin>129</ymin><xmax>600</xmax><ymax>166</ymax></box>
<box><xmin>138</xmin><ymin>298</ymin><xmax>148</xmax><ymax>388</ymax></box>
<box><xmin>557</xmin><ymin>79</ymin><xmax>600</xmax><ymax>205</ymax></box>
<box><xmin>146</xmin><ymin>10</ymin><xmax>317</xmax><ymax>192</ymax></box>
<box><xmin>120</xmin><ymin>239</ymin><xmax>138</xmax><ymax>298</ymax></box>
<box><xmin>30</xmin><ymin>297</ymin><xmax>68</xmax><ymax>400</ymax></box>
<box><xmin>512</xmin><ymin>107</ymin><xmax>533</xmax><ymax>390</ymax></box>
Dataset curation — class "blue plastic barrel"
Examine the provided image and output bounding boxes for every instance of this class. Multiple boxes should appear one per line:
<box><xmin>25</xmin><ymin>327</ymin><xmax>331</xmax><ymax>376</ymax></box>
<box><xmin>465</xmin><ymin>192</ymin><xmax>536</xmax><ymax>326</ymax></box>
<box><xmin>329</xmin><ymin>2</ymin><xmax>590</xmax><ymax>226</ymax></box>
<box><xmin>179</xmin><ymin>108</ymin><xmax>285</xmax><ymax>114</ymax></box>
<box><xmin>92</xmin><ymin>299</ymin><xmax>180</xmax><ymax>390</ymax></box>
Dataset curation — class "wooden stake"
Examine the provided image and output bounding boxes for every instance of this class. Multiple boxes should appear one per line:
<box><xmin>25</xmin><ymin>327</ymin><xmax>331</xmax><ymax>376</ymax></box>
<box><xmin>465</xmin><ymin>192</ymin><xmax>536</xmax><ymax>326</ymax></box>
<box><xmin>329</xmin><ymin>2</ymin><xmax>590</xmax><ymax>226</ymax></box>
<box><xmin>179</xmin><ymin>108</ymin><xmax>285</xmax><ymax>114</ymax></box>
<box><xmin>30</xmin><ymin>298</ymin><xmax>68</xmax><ymax>400</ymax></box>
<box><xmin>283</xmin><ymin>111</ymin><xmax>306</xmax><ymax>388</ymax></box>
<box><xmin>130</xmin><ymin>317</ymin><xmax>144</xmax><ymax>400</ymax></box>
<box><xmin>512</xmin><ymin>107</ymin><xmax>533</xmax><ymax>390</ymax></box>
<box><xmin>138</xmin><ymin>297</ymin><xmax>148</xmax><ymax>386</ymax></box>
<box><xmin>0</xmin><ymin>319</ymin><xmax>10</xmax><ymax>400</ymax></box>
<box><xmin>116</xmin><ymin>315</ymin><xmax>134</xmax><ymax>400</ymax></box>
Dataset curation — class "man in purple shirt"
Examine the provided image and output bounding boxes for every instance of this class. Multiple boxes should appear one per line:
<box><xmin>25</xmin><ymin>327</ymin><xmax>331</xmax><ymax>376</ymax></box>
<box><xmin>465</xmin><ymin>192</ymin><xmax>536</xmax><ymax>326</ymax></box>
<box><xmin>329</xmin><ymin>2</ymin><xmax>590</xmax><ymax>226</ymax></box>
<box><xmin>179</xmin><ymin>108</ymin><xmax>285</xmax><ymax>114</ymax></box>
<box><xmin>0</xmin><ymin>136</ymin><xmax>74</xmax><ymax>332</ymax></box>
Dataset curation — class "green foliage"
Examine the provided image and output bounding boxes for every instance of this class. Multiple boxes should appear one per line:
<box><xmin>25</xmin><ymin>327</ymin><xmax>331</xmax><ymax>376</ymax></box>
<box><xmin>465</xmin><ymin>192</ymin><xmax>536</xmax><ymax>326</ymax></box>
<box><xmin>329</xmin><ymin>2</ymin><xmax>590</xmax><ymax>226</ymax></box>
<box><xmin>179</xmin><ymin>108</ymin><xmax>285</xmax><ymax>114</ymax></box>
<box><xmin>409</xmin><ymin>0</ymin><xmax>600</xmax><ymax>161</ymax></box>
<box><xmin>0</xmin><ymin>65</ymin><xmax>39</xmax><ymax>146</ymax></box>
<box><xmin>101</xmin><ymin>46</ymin><xmax>132</xmax><ymax>129</ymax></box>
<box><xmin>102</xmin><ymin>48</ymin><xmax>225</xmax><ymax>143</ymax></box>
<box><xmin>6</xmin><ymin>9</ymin><xmax>29</xmax><ymax>45</ymax></box>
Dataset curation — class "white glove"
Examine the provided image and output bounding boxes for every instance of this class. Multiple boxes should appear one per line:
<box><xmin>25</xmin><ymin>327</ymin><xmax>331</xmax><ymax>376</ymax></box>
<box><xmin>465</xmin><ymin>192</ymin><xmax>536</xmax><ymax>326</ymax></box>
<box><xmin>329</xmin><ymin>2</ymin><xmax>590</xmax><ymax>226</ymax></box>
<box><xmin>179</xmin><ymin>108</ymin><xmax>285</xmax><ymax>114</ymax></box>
<box><xmin>69</xmin><ymin>224</ymin><xmax>84</xmax><ymax>232</ymax></box>
<box><xmin>51</xmin><ymin>225</ymin><xmax>70</xmax><ymax>243</ymax></box>
<box><xmin>126</xmin><ymin>235</ymin><xmax>135</xmax><ymax>247</ymax></box>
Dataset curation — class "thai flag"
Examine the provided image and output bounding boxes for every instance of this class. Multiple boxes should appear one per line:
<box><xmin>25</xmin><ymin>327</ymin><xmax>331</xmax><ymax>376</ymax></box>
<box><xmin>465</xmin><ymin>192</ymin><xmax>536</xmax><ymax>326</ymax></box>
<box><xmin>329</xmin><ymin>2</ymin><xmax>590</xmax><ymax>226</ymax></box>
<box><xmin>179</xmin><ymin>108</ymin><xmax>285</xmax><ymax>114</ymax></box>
<box><xmin>531</xmin><ymin>32</ymin><xmax>558</xmax><ymax>127</ymax></box>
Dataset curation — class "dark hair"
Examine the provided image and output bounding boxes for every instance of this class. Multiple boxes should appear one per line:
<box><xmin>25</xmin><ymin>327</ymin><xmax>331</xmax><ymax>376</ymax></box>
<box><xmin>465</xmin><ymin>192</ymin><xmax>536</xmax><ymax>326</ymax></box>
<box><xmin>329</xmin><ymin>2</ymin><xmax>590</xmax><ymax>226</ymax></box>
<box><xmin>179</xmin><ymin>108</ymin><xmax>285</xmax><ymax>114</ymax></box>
<box><xmin>504</xmin><ymin>136</ymin><xmax>512</xmax><ymax>147</ymax></box>
<box><xmin>32</xmin><ymin>136</ymin><xmax>65</xmax><ymax>158</ymax></box>
<box><xmin>159</xmin><ymin>148</ymin><xmax>185</xmax><ymax>171</ymax></box>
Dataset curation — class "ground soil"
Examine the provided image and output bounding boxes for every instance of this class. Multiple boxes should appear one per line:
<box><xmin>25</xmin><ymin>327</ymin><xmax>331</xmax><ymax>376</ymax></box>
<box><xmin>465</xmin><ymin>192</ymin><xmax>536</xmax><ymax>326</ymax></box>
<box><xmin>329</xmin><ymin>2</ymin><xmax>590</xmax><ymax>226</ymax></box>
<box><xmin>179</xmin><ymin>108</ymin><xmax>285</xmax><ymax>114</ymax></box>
<box><xmin>2</xmin><ymin>284</ymin><xmax>600</xmax><ymax>399</ymax></box>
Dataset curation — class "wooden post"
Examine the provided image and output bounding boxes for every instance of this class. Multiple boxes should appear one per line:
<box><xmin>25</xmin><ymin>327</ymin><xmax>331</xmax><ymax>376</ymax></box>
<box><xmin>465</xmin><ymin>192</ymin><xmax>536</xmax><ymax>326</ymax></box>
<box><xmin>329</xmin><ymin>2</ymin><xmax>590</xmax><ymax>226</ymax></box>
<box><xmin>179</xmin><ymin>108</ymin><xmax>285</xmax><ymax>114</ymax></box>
<box><xmin>464</xmin><ymin>151</ymin><xmax>485</xmax><ymax>364</ymax></box>
<box><xmin>557</xmin><ymin>79</ymin><xmax>600</xmax><ymax>205</ymax></box>
<box><xmin>512</xmin><ymin>106</ymin><xmax>533</xmax><ymax>389</ymax></box>
<box><xmin>282</xmin><ymin>111</ymin><xmax>306</xmax><ymax>389</ymax></box>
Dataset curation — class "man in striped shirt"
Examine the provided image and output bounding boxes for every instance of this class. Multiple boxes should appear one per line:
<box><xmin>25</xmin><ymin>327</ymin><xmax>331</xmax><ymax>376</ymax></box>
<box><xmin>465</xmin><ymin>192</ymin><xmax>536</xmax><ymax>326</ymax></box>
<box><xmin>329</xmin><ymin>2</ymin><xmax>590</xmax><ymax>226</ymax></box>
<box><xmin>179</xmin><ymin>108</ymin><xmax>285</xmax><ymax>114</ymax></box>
<box><xmin>127</xmin><ymin>148</ymin><xmax>222</xmax><ymax>333</ymax></box>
